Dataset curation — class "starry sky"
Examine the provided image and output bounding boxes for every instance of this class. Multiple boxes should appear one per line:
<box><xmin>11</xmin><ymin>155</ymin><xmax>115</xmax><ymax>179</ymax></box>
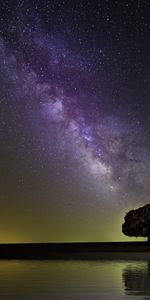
<box><xmin>0</xmin><ymin>0</ymin><xmax>150</xmax><ymax>242</ymax></box>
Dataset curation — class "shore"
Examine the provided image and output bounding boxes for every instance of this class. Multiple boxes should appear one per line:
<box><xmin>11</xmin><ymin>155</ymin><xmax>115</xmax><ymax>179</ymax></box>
<box><xmin>0</xmin><ymin>242</ymin><xmax>150</xmax><ymax>259</ymax></box>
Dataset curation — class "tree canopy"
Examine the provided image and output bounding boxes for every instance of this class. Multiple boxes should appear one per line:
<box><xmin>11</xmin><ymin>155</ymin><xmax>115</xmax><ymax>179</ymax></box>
<box><xmin>122</xmin><ymin>204</ymin><xmax>150</xmax><ymax>240</ymax></box>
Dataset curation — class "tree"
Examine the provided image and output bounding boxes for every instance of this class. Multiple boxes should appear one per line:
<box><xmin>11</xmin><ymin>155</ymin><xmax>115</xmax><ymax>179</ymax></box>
<box><xmin>122</xmin><ymin>204</ymin><xmax>150</xmax><ymax>242</ymax></box>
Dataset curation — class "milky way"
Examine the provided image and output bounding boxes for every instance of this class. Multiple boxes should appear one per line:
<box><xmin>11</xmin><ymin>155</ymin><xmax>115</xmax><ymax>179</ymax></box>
<box><xmin>0</xmin><ymin>1</ymin><xmax>150</xmax><ymax>242</ymax></box>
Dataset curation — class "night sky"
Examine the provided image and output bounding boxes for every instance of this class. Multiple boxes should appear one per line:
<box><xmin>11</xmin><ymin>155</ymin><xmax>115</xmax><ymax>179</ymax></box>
<box><xmin>0</xmin><ymin>0</ymin><xmax>150</xmax><ymax>242</ymax></box>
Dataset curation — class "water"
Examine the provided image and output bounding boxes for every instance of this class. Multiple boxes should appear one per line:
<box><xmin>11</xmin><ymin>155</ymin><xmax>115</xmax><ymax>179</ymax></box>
<box><xmin>0</xmin><ymin>258</ymin><xmax>149</xmax><ymax>299</ymax></box>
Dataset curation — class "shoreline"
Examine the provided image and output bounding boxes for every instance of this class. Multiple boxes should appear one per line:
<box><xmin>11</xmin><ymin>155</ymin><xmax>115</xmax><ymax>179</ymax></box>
<box><xmin>0</xmin><ymin>242</ymin><xmax>150</xmax><ymax>259</ymax></box>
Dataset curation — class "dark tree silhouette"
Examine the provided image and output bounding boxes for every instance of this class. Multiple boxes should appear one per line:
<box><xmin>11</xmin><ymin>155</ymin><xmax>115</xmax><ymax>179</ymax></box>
<box><xmin>122</xmin><ymin>204</ymin><xmax>150</xmax><ymax>242</ymax></box>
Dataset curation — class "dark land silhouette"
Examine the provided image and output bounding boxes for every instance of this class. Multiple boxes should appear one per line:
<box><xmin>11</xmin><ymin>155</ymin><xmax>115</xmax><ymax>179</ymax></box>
<box><xmin>0</xmin><ymin>242</ymin><xmax>150</xmax><ymax>259</ymax></box>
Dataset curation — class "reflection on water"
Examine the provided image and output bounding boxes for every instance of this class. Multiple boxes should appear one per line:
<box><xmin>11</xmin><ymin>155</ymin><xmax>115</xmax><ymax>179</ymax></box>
<box><xmin>0</xmin><ymin>258</ymin><xmax>149</xmax><ymax>299</ymax></box>
<box><xmin>123</xmin><ymin>260</ymin><xmax>150</xmax><ymax>298</ymax></box>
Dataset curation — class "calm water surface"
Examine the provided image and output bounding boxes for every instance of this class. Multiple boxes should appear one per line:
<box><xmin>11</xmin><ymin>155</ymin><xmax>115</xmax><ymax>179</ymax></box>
<box><xmin>0</xmin><ymin>258</ymin><xmax>149</xmax><ymax>299</ymax></box>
